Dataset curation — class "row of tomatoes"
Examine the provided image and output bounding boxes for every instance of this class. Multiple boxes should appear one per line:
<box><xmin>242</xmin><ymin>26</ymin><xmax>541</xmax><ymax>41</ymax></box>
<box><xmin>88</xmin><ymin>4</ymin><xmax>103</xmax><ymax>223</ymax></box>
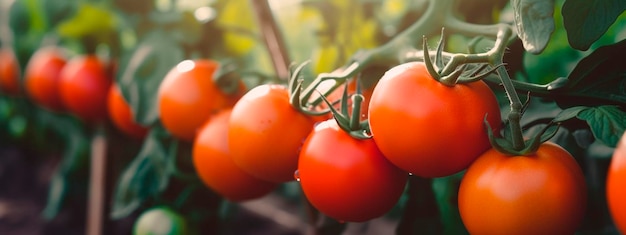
<box><xmin>0</xmin><ymin>47</ymin><xmax>146</xmax><ymax>138</ymax></box>
<box><xmin>160</xmin><ymin>59</ymin><xmax>592</xmax><ymax>234</ymax></box>
<box><xmin>2</xmin><ymin>46</ymin><xmax>625</xmax><ymax>234</ymax></box>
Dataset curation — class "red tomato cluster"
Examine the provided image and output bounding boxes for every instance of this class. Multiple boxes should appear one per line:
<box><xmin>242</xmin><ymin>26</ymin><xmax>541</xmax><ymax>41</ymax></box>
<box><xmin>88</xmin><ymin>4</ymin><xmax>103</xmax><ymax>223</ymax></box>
<box><xmin>5</xmin><ymin>45</ymin><xmax>596</xmax><ymax>230</ymax></box>
<box><xmin>9</xmin><ymin>46</ymin><xmax>146</xmax><ymax>139</ymax></box>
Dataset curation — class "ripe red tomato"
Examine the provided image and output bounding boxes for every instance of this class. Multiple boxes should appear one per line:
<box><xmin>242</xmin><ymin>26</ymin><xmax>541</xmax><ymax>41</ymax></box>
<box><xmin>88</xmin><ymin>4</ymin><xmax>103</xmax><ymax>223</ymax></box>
<box><xmin>134</xmin><ymin>207</ymin><xmax>188</xmax><ymax>235</ymax></box>
<box><xmin>158</xmin><ymin>59</ymin><xmax>245</xmax><ymax>141</ymax></box>
<box><xmin>298</xmin><ymin>119</ymin><xmax>407</xmax><ymax>222</ymax></box>
<box><xmin>607</xmin><ymin>131</ymin><xmax>626</xmax><ymax>233</ymax></box>
<box><xmin>368</xmin><ymin>62</ymin><xmax>501</xmax><ymax>178</ymax></box>
<box><xmin>59</xmin><ymin>55</ymin><xmax>112</xmax><ymax>122</ymax></box>
<box><xmin>24</xmin><ymin>47</ymin><xmax>67</xmax><ymax>111</ymax></box>
<box><xmin>193</xmin><ymin>109</ymin><xmax>277</xmax><ymax>202</ymax></box>
<box><xmin>458</xmin><ymin>142</ymin><xmax>587</xmax><ymax>235</ymax></box>
<box><xmin>228</xmin><ymin>84</ymin><xmax>315</xmax><ymax>183</ymax></box>
<box><xmin>0</xmin><ymin>48</ymin><xmax>21</xmax><ymax>95</ymax></box>
<box><xmin>107</xmin><ymin>84</ymin><xmax>148</xmax><ymax>139</ymax></box>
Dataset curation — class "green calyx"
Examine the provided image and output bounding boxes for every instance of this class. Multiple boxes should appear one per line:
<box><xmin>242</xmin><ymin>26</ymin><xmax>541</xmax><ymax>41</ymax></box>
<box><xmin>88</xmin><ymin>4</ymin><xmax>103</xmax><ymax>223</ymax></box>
<box><xmin>287</xmin><ymin>61</ymin><xmax>349</xmax><ymax>119</ymax></box>
<box><xmin>421</xmin><ymin>29</ymin><xmax>502</xmax><ymax>87</ymax></box>
<box><xmin>318</xmin><ymin>82</ymin><xmax>371</xmax><ymax>140</ymax></box>
<box><xmin>484</xmin><ymin>114</ymin><xmax>560</xmax><ymax>156</ymax></box>
<box><xmin>213</xmin><ymin>61</ymin><xmax>242</xmax><ymax>95</ymax></box>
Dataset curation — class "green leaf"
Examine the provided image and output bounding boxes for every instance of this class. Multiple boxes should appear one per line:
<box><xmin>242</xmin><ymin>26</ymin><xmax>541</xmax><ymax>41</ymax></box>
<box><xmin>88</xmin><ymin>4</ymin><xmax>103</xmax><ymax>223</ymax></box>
<box><xmin>551</xmin><ymin>39</ymin><xmax>626</xmax><ymax>108</ymax></box>
<box><xmin>512</xmin><ymin>0</ymin><xmax>555</xmax><ymax>54</ymax></box>
<box><xmin>41</xmin><ymin>173</ymin><xmax>67</xmax><ymax>220</ymax></box>
<box><xmin>56</xmin><ymin>3</ymin><xmax>117</xmax><ymax>41</ymax></box>
<box><xmin>562</xmin><ymin>0</ymin><xmax>626</xmax><ymax>50</ymax></box>
<box><xmin>117</xmin><ymin>30</ymin><xmax>184</xmax><ymax>126</ymax></box>
<box><xmin>110</xmin><ymin>126</ymin><xmax>173</xmax><ymax>219</ymax></box>
<box><xmin>42</xmin><ymin>128</ymin><xmax>90</xmax><ymax>220</ymax></box>
<box><xmin>577</xmin><ymin>106</ymin><xmax>625</xmax><ymax>147</ymax></box>
<box><xmin>554</xmin><ymin>106</ymin><xmax>588</xmax><ymax>122</ymax></box>
<box><xmin>42</xmin><ymin>0</ymin><xmax>77</xmax><ymax>28</ymax></box>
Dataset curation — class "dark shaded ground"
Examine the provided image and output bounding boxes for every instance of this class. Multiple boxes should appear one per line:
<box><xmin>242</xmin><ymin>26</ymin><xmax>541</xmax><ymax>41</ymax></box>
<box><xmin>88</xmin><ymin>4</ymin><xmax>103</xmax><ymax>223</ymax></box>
<box><xmin>0</xmin><ymin>146</ymin><xmax>305</xmax><ymax>235</ymax></box>
<box><xmin>0</xmin><ymin>147</ymin><xmax>84</xmax><ymax>235</ymax></box>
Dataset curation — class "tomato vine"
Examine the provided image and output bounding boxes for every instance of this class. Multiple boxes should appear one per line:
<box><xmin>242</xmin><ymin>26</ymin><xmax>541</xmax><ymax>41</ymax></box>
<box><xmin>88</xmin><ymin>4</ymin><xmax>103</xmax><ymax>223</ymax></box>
<box><xmin>0</xmin><ymin>0</ymin><xmax>624</xmax><ymax>234</ymax></box>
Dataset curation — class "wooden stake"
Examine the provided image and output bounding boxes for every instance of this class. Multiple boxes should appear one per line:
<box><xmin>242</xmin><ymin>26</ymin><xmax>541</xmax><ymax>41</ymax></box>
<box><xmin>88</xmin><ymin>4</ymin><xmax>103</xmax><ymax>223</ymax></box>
<box><xmin>86</xmin><ymin>133</ymin><xmax>107</xmax><ymax>235</ymax></box>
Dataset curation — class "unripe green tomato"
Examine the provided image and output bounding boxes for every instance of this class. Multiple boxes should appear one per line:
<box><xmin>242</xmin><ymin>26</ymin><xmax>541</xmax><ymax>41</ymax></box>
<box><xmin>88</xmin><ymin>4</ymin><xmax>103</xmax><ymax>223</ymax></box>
<box><xmin>133</xmin><ymin>207</ymin><xmax>188</xmax><ymax>235</ymax></box>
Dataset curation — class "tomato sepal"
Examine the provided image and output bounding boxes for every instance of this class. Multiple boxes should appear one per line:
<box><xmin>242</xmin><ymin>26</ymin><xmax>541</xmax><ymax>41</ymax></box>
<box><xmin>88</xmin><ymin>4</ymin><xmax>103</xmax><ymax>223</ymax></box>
<box><xmin>485</xmin><ymin>114</ymin><xmax>560</xmax><ymax>156</ymax></box>
<box><xmin>212</xmin><ymin>61</ymin><xmax>242</xmax><ymax>95</ymax></box>
<box><xmin>318</xmin><ymin>82</ymin><xmax>371</xmax><ymax>139</ymax></box>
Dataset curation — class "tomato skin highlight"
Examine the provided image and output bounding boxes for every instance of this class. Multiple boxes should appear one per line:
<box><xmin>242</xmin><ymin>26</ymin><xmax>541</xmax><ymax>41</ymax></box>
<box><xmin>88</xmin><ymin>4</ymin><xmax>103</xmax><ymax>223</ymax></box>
<box><xmin>607</xmin><ymin>132</ymin><xmax>626</xmax><ymax>233</ymax></box>
<box><xmin>0</xmin><ymin>48</ymin><xmax>22</xmax><ymax>96</ymax></box>
<box><xmin>107</xmin><ymin>84</ymin><xmax>148</xmax><ymax>139</ymax></box>
<box><xmin>24</xmin><ymin>47</ymin><xmax>67</xmax><ymax>111</ymax></box>
<box><xmin>368</xmin><ymin>61</ymin><xmax>501</xmax><ymax>178</ymax></box>
<box><xmin>458</xmin><ymin>142</ymin><xmax>587</xmax><ymax>235</ymax></box>
<box><xmin>193</xmin><ymin>109</ymin><xmax>277</xmax><ymax>202</ymax></box>
<box><xmin>298</xmin><ymin>119</ymin><xmax>408</xmax><ymax>222</ymax></box>
<box><xmin>228</xmin><ymin>84</ymin><xmax>315</xmax><ymax>183</ymax></box>
<box><xmin>157</xmin><ymin>59</ymin><xmax>244</xmax><ymax>141</ymax></box>
<box><xmin>59</xmin><ymin>55</ymin><xmax>112</xmax><ymax>122</ymax></box>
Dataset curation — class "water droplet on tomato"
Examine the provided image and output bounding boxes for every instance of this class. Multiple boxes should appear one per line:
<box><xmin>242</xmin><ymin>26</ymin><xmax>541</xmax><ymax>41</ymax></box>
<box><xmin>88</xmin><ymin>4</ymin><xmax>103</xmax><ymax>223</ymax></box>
<box><xmin>294</xmin><ymin>170</ymin><xmax>300</xmax><ymax>182</ymax></box>
<box><xmin>408</xmin><ymin>172</ymin><xmax>413</xmax><ymax>176</ymax></box>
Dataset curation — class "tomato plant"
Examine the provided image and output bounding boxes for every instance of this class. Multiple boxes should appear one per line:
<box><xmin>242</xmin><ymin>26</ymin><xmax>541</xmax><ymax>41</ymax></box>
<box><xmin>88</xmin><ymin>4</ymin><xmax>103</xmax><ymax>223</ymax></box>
<box><xmin>193</xmin><ymin>109</ymin><xmax>277</xmax><ymax>202</ymax></box>
<box><xmin>228</xmin><ymin>84</ymin><xmax>316</xmax><ymax>183</ymax></box>
<box><xmin>0</xmin><ymin>47</ymin><xmax>21</xmax><ymax>95</ymax></box>
<box><xmin>133</xmin><ymin>206</ymin><xmax>188</xmax><ymax>235</ymax></box>
<box><xmin>24</xmin><ymin>47</ymin><xmax>67</xmax><ymax>112</ymax></box>
<box><xmin>458</xmin><ymin>142</ymin><xmax>587</xmax><ymax>235</ymax></box>
<box><xmin>298</xmin><ymin>119</ymin><xmax>407</xmax><ymax>222</ymax></box>
<box><xmin>157</xmin><ymin>59</ymin><xmax>244</xmax><ymax>142</ymax></box>
<box><xmin>59</xmin><ymin>55</ymin><xmax>111</xmax><ymax>122</ymax></box>
<box><xmin>368</xmin><ymin>61</ymin><xmax>502</xmax><ymax>178</ymax></box>
<box><xmin>607</xmin><ymin>132</ymin><xmax>626</xmax><ymax>233</ymax></box>
<box><xmin>2</xmin><ymin>0</ymin><xmax>625</xmax><ymax>234</ymax></box>
<box><xmin>107</xmin><ymin>83</ymin><xmax>148</xmax><ymax>139</ymax></box>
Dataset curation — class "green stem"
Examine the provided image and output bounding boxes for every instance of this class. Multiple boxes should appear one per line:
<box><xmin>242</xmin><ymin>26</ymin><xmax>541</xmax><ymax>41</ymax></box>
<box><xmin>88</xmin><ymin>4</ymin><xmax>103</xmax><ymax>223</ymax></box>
<box><xmin>299</xmin><ymin>0</ymin><xmax>454</xmax><ymax>107</ymax></box>
<box><xmin>490</xmin><ymin>28</ymin><xmax>525</xmax><ymax>151</ymax></box>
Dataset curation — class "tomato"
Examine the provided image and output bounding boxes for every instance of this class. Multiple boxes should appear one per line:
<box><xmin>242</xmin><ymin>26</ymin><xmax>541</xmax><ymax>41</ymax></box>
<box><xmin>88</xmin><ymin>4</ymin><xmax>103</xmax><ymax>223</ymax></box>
<box><xmin>24</xmin><ymin>47</ymin><xmax>67</xmax><ymax>111</ymax></box>
<box><xmin>157</xmin><ymin>59</ymin><xmax>245</xmax><ymax>141</ymax></box>
<box><xmin>107</xmin><ymin>84</ymin><xmax>148</xmax><ymax>139</ymax></box>
<box><xmin>228</xmin><ymin>84</ymin><xmax>315</xmax><ymax>183</ymax></box>
<box><xmin>297</xmin><ymin>119</ymin><xmax>407</xmax><ymax>222</ymax></box>
<box><xmin>607</xmin><ymin>131</ymin><xmax>626</xmax><ymax>233</ymax></box>
<box><xmin>59</xmin><ymin>55</ymin><xmax>111</xmax><ymax>122</ymax></box>
<box><xmin>193</xmin><ymin>109</ymin><xmax>277</xmax><ymax>202</ymax></box>
<box><xmin>0</xmin><ymin>48</ymin><xmax>21</xmax><ymax>95</ymax></box>
<box><xmin>368</xmin><ymin>62</ymin><xmax>501</xmax><ymax>177</ymax></box>
<box><xmin>133</xmin><ymin>207</ymin><xmax>188</xmax><ymax>235</ymax></box>
<box><xmin>458</xmin><ymin>142</ymin><xmax>587</xmax><ymax>235</ymax></box>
